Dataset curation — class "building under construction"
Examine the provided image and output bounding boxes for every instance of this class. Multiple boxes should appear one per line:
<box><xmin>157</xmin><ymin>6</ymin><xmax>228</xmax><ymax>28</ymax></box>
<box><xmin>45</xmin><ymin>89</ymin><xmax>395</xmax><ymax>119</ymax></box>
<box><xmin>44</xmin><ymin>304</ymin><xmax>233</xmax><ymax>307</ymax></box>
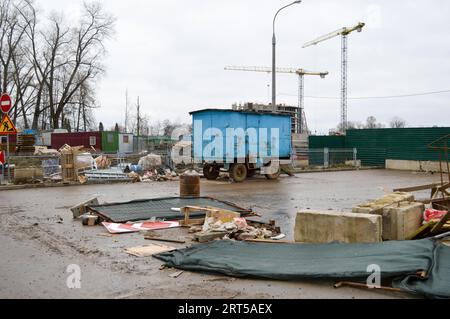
<box><xmin>232</xmin><ymin>102</ymin><xmax>307</xmax><ymax>135</ymax></box>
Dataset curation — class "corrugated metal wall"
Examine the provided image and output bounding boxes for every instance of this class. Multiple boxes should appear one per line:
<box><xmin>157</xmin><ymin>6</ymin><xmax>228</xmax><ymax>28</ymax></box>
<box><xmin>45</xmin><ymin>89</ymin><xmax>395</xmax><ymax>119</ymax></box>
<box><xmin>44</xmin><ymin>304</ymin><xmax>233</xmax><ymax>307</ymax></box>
<box><xmin>310</xmin><ymin>127</ymin><xmax>450</xmax><ymax>167</ymax></box>
<box><xmin>309</xmin><ymin>136</ymin><xmax>346</xmax><ymax>149</ymax></box>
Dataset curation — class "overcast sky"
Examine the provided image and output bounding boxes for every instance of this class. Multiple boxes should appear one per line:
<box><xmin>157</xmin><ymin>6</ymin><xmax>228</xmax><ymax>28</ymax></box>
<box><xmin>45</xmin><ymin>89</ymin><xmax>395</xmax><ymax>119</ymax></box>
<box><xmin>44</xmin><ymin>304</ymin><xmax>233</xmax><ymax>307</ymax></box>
<box><xmin>38</xmin><ymin>0</ymin><xmax>450</xmax><ymax>134</ymax></box>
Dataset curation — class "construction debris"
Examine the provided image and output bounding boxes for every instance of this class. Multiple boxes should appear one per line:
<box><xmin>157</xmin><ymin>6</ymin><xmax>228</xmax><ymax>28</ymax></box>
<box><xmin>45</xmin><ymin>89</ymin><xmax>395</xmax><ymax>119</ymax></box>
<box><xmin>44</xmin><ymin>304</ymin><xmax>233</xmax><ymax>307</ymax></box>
<box><xmin>125</xmin><ymin>244</ymin><xmax>176</xmax><ymax>257</ymax></box>
<box><xmin>138</xmin><ymin>154</ymin><xmax>162</xmax><ymax>170</ymax></box>
<box><xmin>102</xmin><ymin>221</ymin><xmax>180</xmax><ymax>234</ymax></box>
<box><xmin>95</xmin><ymin>155</ymin><xmax>111</xmax><ymax>169</ymax></box>
<box><xmin>82</xmin><ymin>215</ymin><xmax>99</xmax><ymax>226</ymax></box>
<box><xmin>70</xmin><ymin>197</ymin><xmax>99</xmax><ymax>219</ymax></box>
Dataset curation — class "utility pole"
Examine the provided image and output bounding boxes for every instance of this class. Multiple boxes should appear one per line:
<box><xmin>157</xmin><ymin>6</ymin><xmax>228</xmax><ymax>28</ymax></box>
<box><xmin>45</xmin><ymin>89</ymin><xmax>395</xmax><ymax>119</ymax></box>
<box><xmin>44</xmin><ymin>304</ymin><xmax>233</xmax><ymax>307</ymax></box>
<box><xmin>125</xmin><ymin>90</ymin><xmax>129</xmax><ymax>133</ymax></box>
<box><xmin>137</xmin><ymin>96</ymin><xmax>140</xmax><ymax>137</ymax></box>
<box><xmin>271</xmin><ymin>1</ymin><xmax>302</xmax><ymax>112</ymax></box>
<box><xmin>136</xmin><ymin>96</ymin><xmax>140</xmax><ymax>153</ymax></box>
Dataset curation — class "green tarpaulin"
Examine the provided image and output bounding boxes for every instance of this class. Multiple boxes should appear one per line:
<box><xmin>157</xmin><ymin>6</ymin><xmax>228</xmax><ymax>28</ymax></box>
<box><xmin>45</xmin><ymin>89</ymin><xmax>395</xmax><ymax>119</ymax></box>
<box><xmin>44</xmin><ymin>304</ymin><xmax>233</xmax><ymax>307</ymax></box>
<box><xmin>154</xmin><ymin>239</ymin><xmax>450</xmax><ymax>298</ymax></box>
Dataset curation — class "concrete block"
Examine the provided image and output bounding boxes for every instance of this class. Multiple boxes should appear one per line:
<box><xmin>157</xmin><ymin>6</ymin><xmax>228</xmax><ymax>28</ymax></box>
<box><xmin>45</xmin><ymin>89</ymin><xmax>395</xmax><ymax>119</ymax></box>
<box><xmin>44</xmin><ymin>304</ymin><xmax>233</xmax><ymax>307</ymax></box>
<box><xmin>13</xmin><ymin>168</ymin><xmax>43</xmax><ymax>182</ymax></box>
<box><xmin>70</xmin><ymin>197</ymin><xmax>99</xmax><ymax>219</ymax></box>
<box><xmin>382</xmin><ymin>202</ymin><xmax>424</xmax><ymax>241</ymax></box>
<box><xmin>345</xmin><ymin>160</ymin><xmax>361</xmax><ymax>168</ymax></box>
<box><xmin>295</xmin><ymin>210</ymin><xmax>382</xmax><ymax>244</ymax></box>
<box><xmin>386</xmin><ymin>159</ymin><xmax>449</xmax><ymax>173</ymax></box>
<box><xmin>352</xmin><ymin>192</ymin><xmax>415</xmax><ymax>215</ymax></box>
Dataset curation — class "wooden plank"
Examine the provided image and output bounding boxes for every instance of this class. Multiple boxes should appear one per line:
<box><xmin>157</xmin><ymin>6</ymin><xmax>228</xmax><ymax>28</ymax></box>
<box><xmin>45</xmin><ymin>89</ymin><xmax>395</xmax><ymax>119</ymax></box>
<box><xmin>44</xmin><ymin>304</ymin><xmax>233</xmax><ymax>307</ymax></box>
<box><xmin>144</xmin><ymin>236</ymin><xmax>186</xmax><ymax>244</ymax></box>
<box><xmin>124</xmin><ymin>244</ymin><xmax>175</xmax><ymax>257</ymax></box>
<box><xmin>407</xmin><ymin>222</ymin><xmax>438</xmax><ymax>240</ymax></box>
<box><xmin>394</xmin><ymin>183</ymin><xmax>442</xmax><ymax>192</ymax></box>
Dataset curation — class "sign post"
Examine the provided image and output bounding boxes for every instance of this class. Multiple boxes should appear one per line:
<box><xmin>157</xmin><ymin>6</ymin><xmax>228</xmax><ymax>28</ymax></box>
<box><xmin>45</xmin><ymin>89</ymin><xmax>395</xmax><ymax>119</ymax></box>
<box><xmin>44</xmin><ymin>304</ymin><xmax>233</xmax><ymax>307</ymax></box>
<box><xmin>0</xmin><ymin>94</ymin><xmax>12</xmax><ymax>113</ymax></box>
<box><xmin>0</xmin><ymin>93</ymin><xmax>15</xmax><ymax>184</ymax></box>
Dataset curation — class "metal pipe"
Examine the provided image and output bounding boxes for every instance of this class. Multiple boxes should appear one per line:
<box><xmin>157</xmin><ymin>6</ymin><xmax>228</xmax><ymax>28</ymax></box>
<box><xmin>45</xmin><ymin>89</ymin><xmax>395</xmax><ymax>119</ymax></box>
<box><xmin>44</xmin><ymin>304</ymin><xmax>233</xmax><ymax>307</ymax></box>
<box><xmin>334</xmin><ymin>281</ymin><xmax>403</xmax><ymax>293</ymax></box>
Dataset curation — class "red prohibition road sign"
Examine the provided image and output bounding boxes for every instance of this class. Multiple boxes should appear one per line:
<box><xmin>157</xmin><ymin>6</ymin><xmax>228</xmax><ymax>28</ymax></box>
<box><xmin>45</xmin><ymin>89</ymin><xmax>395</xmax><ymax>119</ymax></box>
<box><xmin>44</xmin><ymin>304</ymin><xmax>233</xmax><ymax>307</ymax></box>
<box><xmin>0</xmin><ymin>94</ymin><xmax>12</xmax><ymax>113</ymax></box>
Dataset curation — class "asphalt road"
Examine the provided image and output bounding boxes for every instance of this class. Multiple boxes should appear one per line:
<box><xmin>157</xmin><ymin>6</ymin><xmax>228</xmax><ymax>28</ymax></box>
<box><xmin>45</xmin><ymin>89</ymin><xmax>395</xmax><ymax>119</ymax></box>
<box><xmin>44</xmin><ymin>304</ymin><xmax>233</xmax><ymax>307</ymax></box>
<box><xmin>0</xmin><ymin>169</ymin><xmax>437</xmax><ymax>299</ymax></box>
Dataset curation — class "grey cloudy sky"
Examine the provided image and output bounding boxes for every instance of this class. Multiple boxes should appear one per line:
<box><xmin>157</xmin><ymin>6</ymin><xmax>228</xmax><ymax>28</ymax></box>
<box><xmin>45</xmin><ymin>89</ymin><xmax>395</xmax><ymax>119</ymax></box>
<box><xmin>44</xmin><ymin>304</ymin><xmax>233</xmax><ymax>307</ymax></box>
<box><xmin>39</xmin><ymin>0</ymin><xmax>450</xmax><ymax>134</ymax></box>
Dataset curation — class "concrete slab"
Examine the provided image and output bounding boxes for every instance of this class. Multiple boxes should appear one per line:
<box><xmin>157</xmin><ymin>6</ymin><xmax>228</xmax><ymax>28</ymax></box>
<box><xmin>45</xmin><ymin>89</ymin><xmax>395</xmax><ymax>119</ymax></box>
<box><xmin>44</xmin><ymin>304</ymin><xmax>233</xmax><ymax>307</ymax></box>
<box><xmin>295</xmin><ymin>210</ymin><xmax>382</xmax><ymax>244</ymax></box>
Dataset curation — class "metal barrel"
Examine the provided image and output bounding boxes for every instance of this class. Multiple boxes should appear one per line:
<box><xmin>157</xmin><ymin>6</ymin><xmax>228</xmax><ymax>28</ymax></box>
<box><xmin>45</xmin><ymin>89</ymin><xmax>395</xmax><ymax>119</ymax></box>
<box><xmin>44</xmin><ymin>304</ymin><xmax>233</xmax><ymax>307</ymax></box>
<box><xmin>180</xmin><ymin>170</ymin><xmax>201</xmax><ymax>197</ymax></box>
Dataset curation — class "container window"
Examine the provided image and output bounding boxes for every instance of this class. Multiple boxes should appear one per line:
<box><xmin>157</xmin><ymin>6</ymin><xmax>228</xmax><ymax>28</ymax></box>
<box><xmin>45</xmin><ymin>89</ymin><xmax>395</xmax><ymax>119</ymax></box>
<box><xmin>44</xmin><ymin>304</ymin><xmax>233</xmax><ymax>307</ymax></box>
<box><xmin>107</xmin><ymin>133</ymin><xmax>114</xmax><ymax>144</ymax></box>
<box><xmin>123</xmin><ymin>135</ymin><xmax>129</xmax><ymax>144</ymax></box>
<box><xmin>89</xmin><ymin>136</ymin><xmax>96</xmax><ymax>146</ymax></box>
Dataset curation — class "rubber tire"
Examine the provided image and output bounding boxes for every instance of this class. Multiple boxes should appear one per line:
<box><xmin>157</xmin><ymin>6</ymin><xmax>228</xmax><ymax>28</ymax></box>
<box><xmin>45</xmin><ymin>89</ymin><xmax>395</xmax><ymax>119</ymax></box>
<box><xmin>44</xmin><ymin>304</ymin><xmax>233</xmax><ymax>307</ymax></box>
<box><xmin>230</xmin><ymin>164</ymin><xmax>248</xmax><ymax>183</ymax></box>
<box><xmin>203</xmin><ymin>164</ymin><xmax>220</xmax><ymax>180</ymax></box>
<box><xmin>265</xmin><ymin>169</ymin><xmax>281</xmax><ymax>180</ymax></box>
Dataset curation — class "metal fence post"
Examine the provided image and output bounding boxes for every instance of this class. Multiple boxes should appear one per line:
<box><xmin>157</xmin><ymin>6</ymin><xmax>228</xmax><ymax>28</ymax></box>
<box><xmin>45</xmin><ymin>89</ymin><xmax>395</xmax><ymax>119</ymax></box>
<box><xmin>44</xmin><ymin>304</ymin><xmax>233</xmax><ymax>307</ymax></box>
<box><xmin>6</xmin><ymin>135</ymin><xmax>10</xmax><ymax>183</ymax></box>
<box><xmin>324</xmin><ymin>148</ymin><xmax>329</xmax><ymax>168</ymax></box>
<box><xmin>353</xmin><ymin>148</ymin><xmax>358</xmax><ymax>167</ymax></box>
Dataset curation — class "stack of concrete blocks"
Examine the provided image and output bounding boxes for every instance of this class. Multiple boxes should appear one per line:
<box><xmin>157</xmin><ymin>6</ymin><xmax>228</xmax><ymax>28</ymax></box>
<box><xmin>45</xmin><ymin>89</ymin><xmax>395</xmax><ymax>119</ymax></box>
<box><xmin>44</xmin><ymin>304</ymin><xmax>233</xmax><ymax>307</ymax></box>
<box><xmin>352</xmin><ymin>192</ymin><xmax>415</xmax><ymax>215</ymax></box>
<box><xmin>294</xmin><ymin>192</ymin><xmax>422</xmax><ymax>244</ymax></box>
<box><xmin>352</xmin><ymin>192</ymin><xmax>424</xmax><ymax>241</ymax></box>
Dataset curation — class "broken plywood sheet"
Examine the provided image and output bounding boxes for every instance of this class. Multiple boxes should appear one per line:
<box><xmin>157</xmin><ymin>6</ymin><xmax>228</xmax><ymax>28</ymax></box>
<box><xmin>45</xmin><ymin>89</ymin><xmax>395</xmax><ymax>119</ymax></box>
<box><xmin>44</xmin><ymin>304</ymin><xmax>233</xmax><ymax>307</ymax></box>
<box><xmin>125</xmin><ymin>244</ymin><xmax>176</xmax><ymax>257</ymax></box>
<box><xmin>102</xmin><ymin>221</ymin><xmax>180</xmax><ymax>234</ymax></box>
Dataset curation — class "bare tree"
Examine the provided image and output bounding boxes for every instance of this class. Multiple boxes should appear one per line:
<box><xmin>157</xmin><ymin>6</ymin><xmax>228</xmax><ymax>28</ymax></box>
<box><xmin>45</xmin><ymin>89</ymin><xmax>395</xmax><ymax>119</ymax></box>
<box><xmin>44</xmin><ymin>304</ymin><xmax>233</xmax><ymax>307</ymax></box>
<box><xmin>390</xmin><ymin>117</ymin><xmax>406</xmax><ymax>128</ymax></box>
<box><xmin>1</xmin><ymin>0</ymin><xmax>115</xmax><ymax>130</ymax></box>
<box><xmin>365</xmin><ymin>116</ymin><xmax>385</xmax><ymax>129</ymax></box>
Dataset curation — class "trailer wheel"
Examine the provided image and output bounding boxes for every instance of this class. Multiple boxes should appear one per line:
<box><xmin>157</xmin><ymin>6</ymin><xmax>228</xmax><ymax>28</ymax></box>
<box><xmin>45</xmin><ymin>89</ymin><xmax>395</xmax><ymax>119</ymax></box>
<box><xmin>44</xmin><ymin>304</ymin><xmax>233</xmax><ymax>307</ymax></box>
<box><xmin>265</xmin><ymin>169</ymin><xmax>281</xmax><ymax>180</ymax></box>
<box><xmin>230</xmin><ymin>164</ymin><xmax>248</xmax><ymax>183</ymax></box>
<box><xmin>203</xmin><ymin>164</ymin><xmax>220</xmax><ymax>180</ymax></box>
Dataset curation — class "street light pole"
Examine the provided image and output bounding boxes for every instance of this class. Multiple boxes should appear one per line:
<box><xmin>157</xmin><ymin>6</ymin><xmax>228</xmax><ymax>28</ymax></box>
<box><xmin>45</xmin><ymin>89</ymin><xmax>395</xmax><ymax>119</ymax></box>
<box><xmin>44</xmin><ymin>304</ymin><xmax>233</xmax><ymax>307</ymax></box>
<box><xmin>272</xmin><ymin>0</ymin><xmax>302</xmax><ymax>112</ymax></box>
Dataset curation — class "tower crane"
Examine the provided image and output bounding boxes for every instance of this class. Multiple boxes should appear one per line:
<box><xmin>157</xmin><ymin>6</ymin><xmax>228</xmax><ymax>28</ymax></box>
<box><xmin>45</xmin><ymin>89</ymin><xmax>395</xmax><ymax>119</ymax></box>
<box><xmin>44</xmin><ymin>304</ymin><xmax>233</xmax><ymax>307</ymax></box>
<box><xmin>303</xmin><ymin>22</ymin><xmax>365</xmax><ymax>133</ymax></box>
<box><xmin>224</xmin><ymin>66</ymin><xmax>328</xmax><ymax>134</ymax></box>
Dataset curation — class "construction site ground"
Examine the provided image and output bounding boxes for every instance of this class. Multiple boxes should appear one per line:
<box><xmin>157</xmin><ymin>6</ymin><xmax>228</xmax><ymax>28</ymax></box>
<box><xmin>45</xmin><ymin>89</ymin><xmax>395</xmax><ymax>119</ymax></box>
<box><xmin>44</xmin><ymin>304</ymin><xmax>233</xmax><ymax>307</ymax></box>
<box><xmin>0</xmin><ymin>169</ymin><xmax>437</xmax><ymax>299</ymax></box>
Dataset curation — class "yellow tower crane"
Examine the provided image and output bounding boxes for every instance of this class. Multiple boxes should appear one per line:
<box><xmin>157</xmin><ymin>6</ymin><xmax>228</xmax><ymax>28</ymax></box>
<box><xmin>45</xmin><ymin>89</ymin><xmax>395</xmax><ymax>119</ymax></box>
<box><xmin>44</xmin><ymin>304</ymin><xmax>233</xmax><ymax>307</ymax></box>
<box><xmin>303</xmin><ymin>22</ymin><xmax>365</xmax><ymax>133</ymax></box>
<box><xmin>224</xmin><ymin>65</ymin><xmax>328</xmax><ymax>134</ymax></box>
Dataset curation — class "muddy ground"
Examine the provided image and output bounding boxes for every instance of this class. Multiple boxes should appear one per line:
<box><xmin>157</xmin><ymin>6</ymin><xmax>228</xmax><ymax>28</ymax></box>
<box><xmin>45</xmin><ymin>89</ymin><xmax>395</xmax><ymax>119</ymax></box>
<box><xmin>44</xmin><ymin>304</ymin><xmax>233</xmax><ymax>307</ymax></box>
<box><xmin>0</xmin><ymin>169</ymin><xmax>438</xmax><ymax>299</ymax></box>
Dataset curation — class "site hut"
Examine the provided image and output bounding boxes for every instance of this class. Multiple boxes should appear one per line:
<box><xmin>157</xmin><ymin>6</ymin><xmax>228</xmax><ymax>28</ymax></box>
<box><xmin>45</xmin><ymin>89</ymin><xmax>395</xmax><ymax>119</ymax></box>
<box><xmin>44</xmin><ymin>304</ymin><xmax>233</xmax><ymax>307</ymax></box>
<box><xmin>190</xmin><ymin>109</ymin><xmax>292</xmax><ymax>183</ymax></box>
<box><xmin>101</xmin><ymin>131</ymin><xmax>119</xmax><ymax>153</ymax></box>
<box><xmin>118</xmin><ymin>133</ymin><xmax>134</xmax><ymax>154</ymax></box>
<box><xmin>36</xmin><ymin>129</ymin><xmax>68</xmax><ymax>147</ymax></box>
<box><xmin>51</xmin><ymin>131</ymin><xmax>103</xmax><ymax>152</ymax></box>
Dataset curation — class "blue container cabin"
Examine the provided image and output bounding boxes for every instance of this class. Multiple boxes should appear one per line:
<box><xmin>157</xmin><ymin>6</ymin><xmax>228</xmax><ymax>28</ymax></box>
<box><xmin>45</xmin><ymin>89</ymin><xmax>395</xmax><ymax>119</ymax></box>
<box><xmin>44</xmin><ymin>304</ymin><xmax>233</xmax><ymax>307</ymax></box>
<box><xmin>190</xmin><ymin>109</ymin><xmax>292</xmax><ymax>182</ymax></box>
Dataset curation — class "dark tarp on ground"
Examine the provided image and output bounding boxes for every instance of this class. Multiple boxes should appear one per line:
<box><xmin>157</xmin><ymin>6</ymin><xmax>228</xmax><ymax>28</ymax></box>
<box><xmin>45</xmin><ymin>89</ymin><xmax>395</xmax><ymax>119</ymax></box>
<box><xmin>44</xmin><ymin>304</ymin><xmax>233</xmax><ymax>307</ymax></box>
<box><xmin>87</xmin><ymin>197</ymin><xmax>252</xmax><ymax>223</ymax></box>
<box><xmin>154</xmin><ymin>239</ymin><xmax>450</xmax><ymax>298</ymax></box>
